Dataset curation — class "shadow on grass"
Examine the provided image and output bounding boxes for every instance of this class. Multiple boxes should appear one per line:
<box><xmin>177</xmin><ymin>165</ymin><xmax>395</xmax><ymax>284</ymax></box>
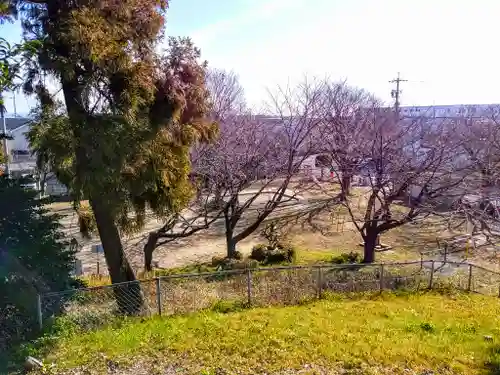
<box><xmin>0</xmin><ymin>278</ymin><xmax>90</xmax><ymax>374</ymax></box>
<box><xmin>1</xmin><ymin>311</ymin><xmax>134</xmax><ymax>374</ymax></box>
<box><xmin>0</xmin><ymin>327</ymin><xmax>58</xmax><ymax>374</ymax></box>
<box><xmin>485</xmin><ymin>345</ymin><xmax>500</xmax><ymax>375</ymax></box>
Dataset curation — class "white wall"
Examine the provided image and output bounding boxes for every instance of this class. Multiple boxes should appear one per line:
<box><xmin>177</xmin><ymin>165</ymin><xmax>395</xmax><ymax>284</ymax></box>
<box><xmin>45</xmin><ymin>179</ymin><xmax>68</xmax><ymax>196</ymax></box>
<box><xmin>7</xmin><ymin>125</ymin><xmax>31</xmax><ymax>153</ymax></box>
<box><xmin>299</xmin><ymin>154</ymin><xmax>337</xmax><ymax>181</ymax></box>
<box><xmin>400</xmin><ymin>104</ymin><xmax>490</xmax><ymax>118</ymax></box>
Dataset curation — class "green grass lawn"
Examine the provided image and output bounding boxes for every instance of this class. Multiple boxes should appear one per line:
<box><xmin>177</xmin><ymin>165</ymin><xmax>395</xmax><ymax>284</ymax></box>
<box><xmin>29</xmin><ymin>292</ymin><xmax>500</xmax><ymax>374</ymax></box>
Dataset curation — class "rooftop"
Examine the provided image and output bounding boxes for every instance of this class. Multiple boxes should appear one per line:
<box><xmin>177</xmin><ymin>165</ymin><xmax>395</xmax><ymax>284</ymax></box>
<box><xmin>2</xmin><ymin>117</ymin><xmax>31</xmax><ymax>132</ymax></box>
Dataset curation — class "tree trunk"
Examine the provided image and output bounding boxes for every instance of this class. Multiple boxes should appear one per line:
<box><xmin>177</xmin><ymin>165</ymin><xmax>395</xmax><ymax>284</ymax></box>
<box><xmin>363</xmin><ymin>230</ymin><xmax>378</xmax><ymax>263</ymax></box>
<box><xmin>90</xmin><ymin>197</ymin><xmax>143</xmax><ymax>315</ymax></box>
<box><xmin>224</xmin><ymin>209</ymin><xmax>237</xmax><ymax>258</ymax></box>
<box><xmin>340</xmin><ymin>172</ymin><xmax>352</xmax><ymax>198</ymax></box>
<box><xmin>144</xmin><ymin>231</ymin><xmax>160</xmax><ymax>272</ymax></box>
<box><xmin>39</xmin><ymin>171</ymin><xmax>47</xmax><ymax>197</ymax></box>
<box><xmin>226</xmin><ymin>235</ymin><xmax>237</xmax><ymax>258</ymax></box>
<box><xmin>214</xmin><ymin>187</ymin><xmax>223</xmax><ymax>208</ymax></box>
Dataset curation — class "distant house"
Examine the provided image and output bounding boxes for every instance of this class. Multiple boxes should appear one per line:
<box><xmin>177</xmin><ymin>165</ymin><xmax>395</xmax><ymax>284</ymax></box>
<box><xmin>2</xmin><ymin>117</ymin><xmax>68</xmax><ymax>196</ymax></box>
<box><xmin>3</xmin><ymin>117</ymin><xmax>34</xmax><ymax>178</ymax></box>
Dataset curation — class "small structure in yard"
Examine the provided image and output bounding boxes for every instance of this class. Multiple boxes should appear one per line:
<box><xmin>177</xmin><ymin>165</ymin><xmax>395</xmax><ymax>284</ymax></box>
<box><xmin>297</xmin><ymin>153</ymin><xmax>338</xmax><ymax>181</ymax></box>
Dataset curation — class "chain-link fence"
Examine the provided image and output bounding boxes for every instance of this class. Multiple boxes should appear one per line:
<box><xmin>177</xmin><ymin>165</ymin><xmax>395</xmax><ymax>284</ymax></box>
<box><xmin>37</xmin><ymin>261</ymin><xmax>500</xmax><ymax>332</ymax></box>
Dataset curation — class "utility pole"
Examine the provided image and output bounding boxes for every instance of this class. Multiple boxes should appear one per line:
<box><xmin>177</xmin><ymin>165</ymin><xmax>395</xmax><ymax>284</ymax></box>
<box><xmin>12</xmin><ymin>92</ymin><xmax>17</xmax><ymax>117</ymax></box>
<box><xmin>389</xmin><ymin>72</ymin><xmax>407</xmax><ymax>117</ymax></box>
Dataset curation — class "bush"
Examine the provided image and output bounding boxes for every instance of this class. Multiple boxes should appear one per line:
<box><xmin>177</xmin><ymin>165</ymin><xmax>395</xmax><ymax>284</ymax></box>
<box><xmin>265</xmin><ymin>249</ymin><xmax>288</xmax><ymax>264</ymax></box>
<box><xmin>419</xmin><ymin>322</ymin><xmax>436</xmax><ymax>333</ymax></box>
<box><xmin>280</xmin><ymin>243</ymin><xmax>297</xmax><ymax>263</ymax></box>
<box><xmin>331</xmin><ymin>252</ymin><xmax>362</xmax><ymax>264</ymax></box>
<box><xmin>211</xmin><ymin>256</ymin><xmax>226</xmax><ymax>267</ymax></box>
<box><xmin>250</xmin><ymin>243</ymin><xmax>296</xmax><ymax>265</ymax></box>
<box><xmin>232</xmin><ymin>250</ymin><xmax>243</xmax><ymax>260</ymax></box>
<box><xmin>250</xmin><ymin>244</ymin><xmax>268</xmax><ymax>262</ymax></box>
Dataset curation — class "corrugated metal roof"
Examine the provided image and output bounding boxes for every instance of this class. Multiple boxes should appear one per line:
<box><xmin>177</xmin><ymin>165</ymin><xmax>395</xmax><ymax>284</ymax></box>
<box><xmin>2</xmin><ymin>117</ymin><xmax>31</xmax><ymax>131</ymax></box>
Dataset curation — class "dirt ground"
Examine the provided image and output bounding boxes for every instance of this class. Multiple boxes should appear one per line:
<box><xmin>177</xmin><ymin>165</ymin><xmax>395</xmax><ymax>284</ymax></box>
<box><xmin>48</xmin><ymin>186</ymin><xmax>318</xmax><ymax>275</ymax></box>
<box><xmin>47</xmin><ymin>182</ymin><xmax>500</xmax><ymax>275</ymax></box>
<box><xmin>50</xmin><ymin>203</ymin><xmax>261</xmax><ymax>275</ymax></box>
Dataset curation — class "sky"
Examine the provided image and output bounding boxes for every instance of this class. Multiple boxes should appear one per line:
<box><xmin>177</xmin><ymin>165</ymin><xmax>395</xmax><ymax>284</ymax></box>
<box><xmin>1</xmin><ymin>0</ymin><xmax>500</xmax><ymax>116</ymax></box>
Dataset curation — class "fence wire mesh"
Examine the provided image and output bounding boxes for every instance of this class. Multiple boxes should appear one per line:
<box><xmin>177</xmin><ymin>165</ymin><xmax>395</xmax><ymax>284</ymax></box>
<box><xmin>251</xmin><ymin>267</ymin><xmax>317</xmax><ymax>306</ymax></box>
<box><xmin>382</xmin><ymin>261</ymin><xmax>430</xmax><ymax>291</ymax></box>
<box><xmin>431</xmin><ymin>262</ymin><xmax>472</xmax><ymax>291</ymax></box>
<box><xmin>470</xmin><ymin>265</ymin><xmax>500</xmax><ymax>297</ymax></box>
<box><xmin>38</xmin><ymin>262</ymin><xmax>500</xmax><ymax>332</ymax></box>
<box><xmin>159</xmin><ymin>270</ymin><xmax>247</xmax><ymax>315</ymax></box>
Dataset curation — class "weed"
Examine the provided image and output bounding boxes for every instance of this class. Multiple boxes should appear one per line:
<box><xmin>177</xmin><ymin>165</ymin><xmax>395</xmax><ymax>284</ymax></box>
<box><xmin>419</xmin><ymin>322</ymin><xmax>436</xmax><ymax>333</ymax></box>
<box><xmin>331</xmin><ymin>251</ymin><xmax>361</xmax><ymax>264</ymax></box>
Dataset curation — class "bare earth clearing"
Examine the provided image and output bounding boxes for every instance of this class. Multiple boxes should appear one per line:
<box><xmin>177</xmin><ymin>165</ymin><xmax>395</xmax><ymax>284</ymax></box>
<box><xmin>48</xmin><ymin>185</ymin><xmax>321</xmax><ymax>274</ymax></box>
<box><xmin>47</xmin><ymin>182</ymin><xmax>500</xmax><ymax>275</ymax></box>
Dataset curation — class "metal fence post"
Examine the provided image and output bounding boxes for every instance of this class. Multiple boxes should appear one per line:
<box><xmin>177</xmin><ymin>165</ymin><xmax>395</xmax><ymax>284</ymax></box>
<box><xmin>36</xmin><ymin>294</ymin><xmax>43</xmax><ymax>331</ymax></box>
<box><xmin>379</xmin><ymin>264</ymin><xmax>384</xmax><ymax>292</ymax></box>
<box><xmin>429</xmin><ymin>260</ymin><xmax>435</xmax><ymax>289</ymax></box>
<box><xmin>317</xmin><ymin>266</ymin><xmax>323</xmax><ymax>298</ymax></box>
<box><xmin>467</xmin><ymin>264</ymin><xmax>473</xmax><ymax>292</ymax></box>
<box><xmin>156</xmin><ymin>277</ymin><xmax>162</xmax><ymax>315</ymax></box>
<box><xmin>246</xmin><ymin>269</ymin><xmax>252</xmax><ymax>306</ymax></box>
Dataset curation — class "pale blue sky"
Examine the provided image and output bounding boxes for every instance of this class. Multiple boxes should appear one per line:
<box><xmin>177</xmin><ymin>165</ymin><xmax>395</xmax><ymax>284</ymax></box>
<box><xmin>1</xmin><ymin>0</ymin><xmax>500</xmax><ymax>115</ymax></box>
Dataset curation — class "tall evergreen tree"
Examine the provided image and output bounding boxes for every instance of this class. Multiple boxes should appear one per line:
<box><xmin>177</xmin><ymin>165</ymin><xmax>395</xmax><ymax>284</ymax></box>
<box><xmin>0</xmin><ymin>176</ymin><xmax>76</xmax><ymax>359</ymax></box>
<box><xmin>2</xmin><ymin>1</ymin><xmax>215</xmax><ymax>312</ymax></box>
<box><xmin>0</xmin><ymin>37</ymin><xmax>18</xmax><ymax>170</ymax></box>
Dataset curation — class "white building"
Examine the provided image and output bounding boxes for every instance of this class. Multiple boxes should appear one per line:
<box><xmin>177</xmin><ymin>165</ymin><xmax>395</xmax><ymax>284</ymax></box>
<box><xmin>298</xmin><ymin>154</ymin><xmax>336</xmax><ymax>180</ymax></box>
<box><xmin>400</xmin><ymin>104</ymin><xmax>498</xmax><ymax>119</ymax></box>
<box><xmin>2</xmin><ymin>117</ymin><xmax>68</xmax><ymax>196</ymax></box>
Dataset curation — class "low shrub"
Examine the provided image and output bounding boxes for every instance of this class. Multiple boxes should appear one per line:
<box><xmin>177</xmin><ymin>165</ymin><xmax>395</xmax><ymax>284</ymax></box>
<box><xmin>211</xmin><ymin>256</ymin><xmax>226</xmax><ymax>267</ymax></box>
<box><xmin>331</xmin><ymin>251</ymin><xmax>361</xmax><ymax>264</ymax></box>
<box><xmin>419</xmin><ymin>322</ymin><xmax>436</xmax><ymax>333</ymax></box>
<box><xmin>250</xmin><ymin>244</ymin><xmax>268</xmax><ymax>262</ymax></box>
<box><xmin>249</xmin><ymin>243</ymin><xmax>296</xmax><ymax>265</ymax></box>
<box><xmin>215</xmin><ymin>258</ymin><xmax>259</xmax><ymax>271</ymax></box>
<box><xmin>280</xmin><ymin>243</ymin><xmax>297</xmax><ymax>263</ymax></box>
<box><xmin>265</xmin><ymin>248</ymin><xmax>288</xmax><ymax>264</ymax></box>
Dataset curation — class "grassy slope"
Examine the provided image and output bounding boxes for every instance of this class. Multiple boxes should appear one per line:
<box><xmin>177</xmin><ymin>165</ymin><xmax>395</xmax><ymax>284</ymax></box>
<box><xmin>36</xmin><ymin>292</ymin><xmax>500</xmax><ymax>374</ymax></box>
